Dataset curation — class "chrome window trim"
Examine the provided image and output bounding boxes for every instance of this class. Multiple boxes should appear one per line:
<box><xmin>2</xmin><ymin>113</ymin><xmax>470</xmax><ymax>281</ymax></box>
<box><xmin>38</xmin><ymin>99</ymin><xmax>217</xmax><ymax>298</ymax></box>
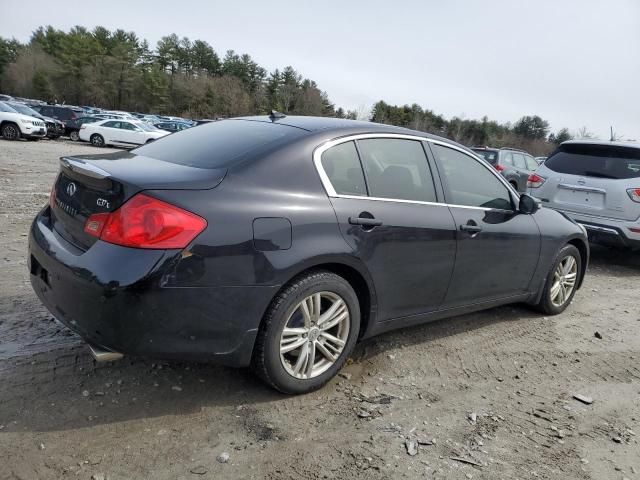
<box><xmin>312</xmin><ymin>133</ymin><xmax>519</xmax><ymax>212</ymax></box>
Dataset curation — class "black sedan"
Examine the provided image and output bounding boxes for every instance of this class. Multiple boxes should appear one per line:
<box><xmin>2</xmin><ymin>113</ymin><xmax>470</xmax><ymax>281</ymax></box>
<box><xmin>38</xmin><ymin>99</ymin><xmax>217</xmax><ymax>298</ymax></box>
<box><xmin>153</xmin><ymin>120</ymin><xmax>192</xmax><ymax>133</ymax></box>
<box><xmin>28</xmin><ymin>115</ymin><xmax>589</xmax><ymax>394</ymax></box>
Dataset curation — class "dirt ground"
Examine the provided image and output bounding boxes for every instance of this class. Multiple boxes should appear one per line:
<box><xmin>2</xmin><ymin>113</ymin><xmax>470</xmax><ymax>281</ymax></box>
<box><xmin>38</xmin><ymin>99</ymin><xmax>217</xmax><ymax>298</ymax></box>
<box><xmin>0</xmin><ymin>139</ymin><xmax>639</xmax><ymax>480</ymax></box>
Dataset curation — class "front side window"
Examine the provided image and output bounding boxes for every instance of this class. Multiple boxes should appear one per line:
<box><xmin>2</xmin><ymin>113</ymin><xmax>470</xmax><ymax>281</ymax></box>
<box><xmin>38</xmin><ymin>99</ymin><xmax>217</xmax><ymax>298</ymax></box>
<box><xmin>524</xmin><ymin>155</ymin><xmax>538</xmax><ymax>170</ymax></box>
<box><xmin>358</xmin><ymin>139</ymin><xmax>437</xmax><ymax>202</ymax></box>
<box><xmin>512</xmin><ymin>153</ymin><xmax>527</xmax><ymax>169</ymax></box>
<box><xmin>433</xmin><ymin>144</ymin><xmax>513</xmax><ymax>210</ymax></box>
<box><xmin>321</xmin><ymin>141</ymin><xmax>367</xmax><ymax>196</ymax></box>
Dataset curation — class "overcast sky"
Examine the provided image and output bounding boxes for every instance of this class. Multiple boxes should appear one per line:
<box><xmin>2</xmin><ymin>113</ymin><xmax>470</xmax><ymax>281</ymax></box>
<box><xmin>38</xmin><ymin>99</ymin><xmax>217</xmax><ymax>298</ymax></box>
<box><xmin>2</xmin><ymin>0</ymin><xmax>638</xmax><ymax>139</ymax></box>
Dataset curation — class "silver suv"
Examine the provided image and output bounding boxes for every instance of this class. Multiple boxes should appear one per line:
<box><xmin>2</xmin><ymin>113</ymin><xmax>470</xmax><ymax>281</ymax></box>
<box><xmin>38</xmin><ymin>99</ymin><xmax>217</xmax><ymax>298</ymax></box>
<box><xmin>472</xmin><ymin>147</ymin><xmax>538</xmax><ymax>192</ymax></box>
<box><xmin>529</xmin><ymin>140</ymin><xmax>640</xmax><ymax>249</ymax></box>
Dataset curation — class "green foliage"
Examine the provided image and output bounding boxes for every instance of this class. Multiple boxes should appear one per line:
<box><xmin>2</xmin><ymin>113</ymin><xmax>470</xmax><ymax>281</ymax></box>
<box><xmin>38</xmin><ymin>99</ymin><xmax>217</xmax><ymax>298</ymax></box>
<box><xmin>548</xmin><ymin>128</ymin><xmax>573</xmax><ymax>144</ymax></box>
<box><xmin>513</xmin><ymin>115</ymin><xmax>550</xmax><ymax>140</ymax></box>
<box><xmin>1</xmin><ymin>25</ymin><xmax>336</xmax><ymax>118</ymax></box>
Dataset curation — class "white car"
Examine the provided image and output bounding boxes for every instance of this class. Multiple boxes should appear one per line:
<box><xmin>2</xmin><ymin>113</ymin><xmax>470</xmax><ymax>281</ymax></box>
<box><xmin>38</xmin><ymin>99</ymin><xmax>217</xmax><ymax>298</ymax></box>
<box><xmin>79</xmin><ymin>119</ymin><xmax>169</xmax><ymax>148</ymax></box>
<box><xmin>0</xmin><ymin>102</ymin><xmax>47</xmax><ymax>140</ymax></box>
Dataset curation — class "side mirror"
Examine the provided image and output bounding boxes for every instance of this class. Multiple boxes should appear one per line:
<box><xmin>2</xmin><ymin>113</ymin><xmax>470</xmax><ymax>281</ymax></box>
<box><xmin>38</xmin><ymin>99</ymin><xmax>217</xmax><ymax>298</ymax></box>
<box><xmin>519</xmin><ymin>194</ymin><xmax>540</xmax><ymax>214</ymax></box>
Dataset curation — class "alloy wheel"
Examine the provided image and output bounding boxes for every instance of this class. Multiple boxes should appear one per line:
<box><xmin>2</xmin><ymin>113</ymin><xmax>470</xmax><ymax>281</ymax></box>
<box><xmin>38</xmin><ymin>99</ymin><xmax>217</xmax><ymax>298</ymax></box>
<box><xmin>3</xmin><ymin>125</ymin><xmax>19</xmax><ymax>140</ymax></box>
<box><xmin>279</xmin><ymin>291</ymin><xmax>350</xmax><ymax>380</ymax></box>
<box><xmin>70</xmin><ymin>131</ymin><xmax>79</xmax><ymax>141</ymax></box>
<box><xmin>550</xmin><ymin>255</ymin><xmax>578</xmax><ymax>307</ymax></box>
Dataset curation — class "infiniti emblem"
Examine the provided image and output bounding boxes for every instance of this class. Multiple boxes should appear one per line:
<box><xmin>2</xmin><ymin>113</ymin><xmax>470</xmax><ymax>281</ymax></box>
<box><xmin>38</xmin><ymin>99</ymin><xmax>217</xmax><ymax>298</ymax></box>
<box><xmin>66</xmin><ymin>182</ymin><xmax>77</xmax><ymax>197</ymax></box>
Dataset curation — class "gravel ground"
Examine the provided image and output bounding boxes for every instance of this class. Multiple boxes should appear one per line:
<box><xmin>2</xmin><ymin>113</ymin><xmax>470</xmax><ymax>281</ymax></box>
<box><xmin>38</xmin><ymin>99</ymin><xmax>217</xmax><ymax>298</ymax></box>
<box><xmin>0</xmin><ymin>139</ymin><xmax>639</xmax><ymax>480</ymax></box>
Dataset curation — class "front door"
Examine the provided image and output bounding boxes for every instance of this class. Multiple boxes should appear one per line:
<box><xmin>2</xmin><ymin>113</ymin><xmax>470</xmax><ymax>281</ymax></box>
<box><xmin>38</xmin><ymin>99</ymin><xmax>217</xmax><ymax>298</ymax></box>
<box><xmin>318</xmin><ymin>137</ymin><xmax>457</xmax><ymax>321</ymax></box>
<box><xmin>430</xmin><ymin>143</ymin><xmax>540</xmax><ymax>308</ymax></box>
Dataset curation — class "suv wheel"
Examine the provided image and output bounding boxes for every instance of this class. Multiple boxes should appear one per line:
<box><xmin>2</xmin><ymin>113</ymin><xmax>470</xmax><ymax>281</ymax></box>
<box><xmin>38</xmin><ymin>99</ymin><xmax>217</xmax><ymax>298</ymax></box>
<box><xmin>1</xmin><ymin>123</ymin><xmax>20</xmax><ymax>141</ymax></box>
<box><xmin>69</xmin><ymin>131</ymin><xmax>80</xmax><ymax>141</ymax></box>
<box><xmin>534</xmin><ymin>244</ymin><xmax>581</xmax><ymax>315</ymax></box>
<box><xmin>252</xmin><ymin>271</ymin><xmax>360</xmax><ymax>394</ymax></box>
<box><xmin>90</xmin><ymin>134</ymin><xmax>105</xmax><ymax>147</ymax></box>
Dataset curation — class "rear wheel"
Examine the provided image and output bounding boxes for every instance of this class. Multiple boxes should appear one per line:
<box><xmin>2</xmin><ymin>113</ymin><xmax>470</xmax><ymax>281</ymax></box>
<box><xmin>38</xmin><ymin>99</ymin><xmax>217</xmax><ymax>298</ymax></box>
<box><xmin>534</xmin><ymin>244</ymin><xmax>581</xmax><ymax>315</ymax></box>
<box><xmin>69</xmin><ymin>130</ymin><xmax>80</xmax><ymax>142</ymax></box>
<box><xmin>1</xmin><ymin>123</ymin><xmax>20</xmax><ymax>141</ymax></box>
<box><xmin>252</xmin><ymin>271</ymin><xmax>360</xmax><ymax>394</ymax></box>
<box><xmin>90</xmin><ymin>134</ymin><xmax>105</xmax><ymax>147</ymax></box>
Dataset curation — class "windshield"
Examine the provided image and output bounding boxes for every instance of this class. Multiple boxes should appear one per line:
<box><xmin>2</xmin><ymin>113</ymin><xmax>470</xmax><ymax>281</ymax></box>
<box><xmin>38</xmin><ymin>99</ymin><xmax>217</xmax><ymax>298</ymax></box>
<box><xmin>0</xmin><ymin>102</ymin><xmax>18</xmax><ymax>113</ymax></box>
<box><xmin>7</xmin><ymin>103</ymin><xmax>40</xmax><ymax>117</ymax></box>
<box><xmin>134</xmin><ymin>119</ymin><xmax>307</xmax><ymax>169</ymax></box>
<box><xmin>545</xmin><ymin>144</ymin><xmax>640</xmax><ymax>179</ymax></box>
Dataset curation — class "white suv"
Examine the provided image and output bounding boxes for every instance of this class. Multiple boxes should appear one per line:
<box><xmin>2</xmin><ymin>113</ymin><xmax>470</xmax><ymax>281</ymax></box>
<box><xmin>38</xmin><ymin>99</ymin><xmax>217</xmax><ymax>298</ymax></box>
<box><xmin>0</xmin><ymin>102</ymin><xmax>47</xmax><ymax>140</ymax></box>
<box><xmin>529</xmin><ymin>140</ymin><xmax>640</xmax><ymax>249</ymax></box>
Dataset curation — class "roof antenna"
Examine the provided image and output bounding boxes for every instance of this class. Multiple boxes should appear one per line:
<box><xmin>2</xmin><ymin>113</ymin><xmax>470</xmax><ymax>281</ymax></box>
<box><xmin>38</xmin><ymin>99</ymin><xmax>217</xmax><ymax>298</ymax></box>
<box><xmin>610</xmin><ymin>126</ymin><xmax>614</xmax><ymax>142</ymax></box>
<box><xmin>269</xmin><ymin>110</ymin><xmax>286</xmax><ymax>120</ymax></box>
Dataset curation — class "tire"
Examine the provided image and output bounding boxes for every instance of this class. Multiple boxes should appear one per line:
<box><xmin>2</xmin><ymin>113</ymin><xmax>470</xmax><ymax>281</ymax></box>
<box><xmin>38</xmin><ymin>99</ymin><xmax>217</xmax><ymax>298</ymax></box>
<box><xmin>534</xmin><ymin>244</ymin><xmax>581</xmax><ymax>315</ymax></box>
<box><xmin>1</xmin><ymin>123</ymin><xmax>20</xmax><ymax>141</ymax></box>
<box><xmin>69</xmin><ymin>131</ymin><xmax>80</xmax><ymax>142</ymax></box>
<box><xmin>90</xmin><ymin>134</ymin><xmax>105</xmax><ymax>147</ymax></box>
<box><xmin>252</xmin><ymin>271</ymin><xmax>360</xmax><ymax>394</ymax></box>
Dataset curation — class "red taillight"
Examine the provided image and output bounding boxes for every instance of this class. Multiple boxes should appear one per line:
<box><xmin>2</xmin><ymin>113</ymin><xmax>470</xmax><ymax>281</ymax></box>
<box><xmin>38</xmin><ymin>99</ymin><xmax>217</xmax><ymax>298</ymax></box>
<box><xmin>494</xmin><ymin>164</ymin><xmax>505</xmax><ymax>172</ymax></box>
<box><xmin>84</xmin><ymin>193</ymin><xmax>207</xmax><ymax>249</ymax></box>
<box><xmin>627</xmin><ymin>188</ymin><xmax>640</xmax><ymax>203</ymax></box>
<box><xmin>527</xmin><ymin>173</ymin><xmax>546</xmax><ymax>188</ymax></box>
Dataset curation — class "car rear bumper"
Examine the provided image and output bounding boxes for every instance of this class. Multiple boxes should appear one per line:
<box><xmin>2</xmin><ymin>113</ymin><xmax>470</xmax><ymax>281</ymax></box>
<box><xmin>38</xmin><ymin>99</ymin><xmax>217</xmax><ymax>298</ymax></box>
<box><xmin>28</xmin><ymin>207</ymin><xmax>277</xmax><ymax>366</ymax></box>
<box><xmin>552</xmin><ymin>208</ymin><xmax>640</xmax><ymax>249</ymax></box>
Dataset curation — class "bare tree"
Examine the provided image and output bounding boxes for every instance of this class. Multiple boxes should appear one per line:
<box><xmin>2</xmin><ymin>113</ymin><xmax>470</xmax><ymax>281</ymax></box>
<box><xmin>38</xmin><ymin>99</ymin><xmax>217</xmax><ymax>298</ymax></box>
<box><xmin>576</xmin><ymin>126</ymin><xmax>595</xmax><ymax>139</ymax></box>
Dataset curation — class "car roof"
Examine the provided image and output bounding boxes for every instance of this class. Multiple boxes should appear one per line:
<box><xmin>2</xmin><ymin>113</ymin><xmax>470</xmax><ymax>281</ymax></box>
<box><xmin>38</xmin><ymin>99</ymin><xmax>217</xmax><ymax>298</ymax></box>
<box><xmin>230</xmin><ymin>115</ymin><xmax>459</xmax><ymax>145</ymax></box>
<box><xmin>561</xmin><ymin>139</ymin><xmax>640</xmax><ymax>149</ymax></box>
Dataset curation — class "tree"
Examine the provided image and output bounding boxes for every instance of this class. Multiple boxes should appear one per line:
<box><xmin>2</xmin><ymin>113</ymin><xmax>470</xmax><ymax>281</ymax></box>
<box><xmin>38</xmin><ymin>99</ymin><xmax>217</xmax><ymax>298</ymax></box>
<box><xmin>549</xmin><ymin>128</ymin><xmax>572</xmax><ymax>144</ymax></box>
<box><xmin>513</xmin><ymin>115</ymin><xmax>550</xmax><ymax>139</ymax></box>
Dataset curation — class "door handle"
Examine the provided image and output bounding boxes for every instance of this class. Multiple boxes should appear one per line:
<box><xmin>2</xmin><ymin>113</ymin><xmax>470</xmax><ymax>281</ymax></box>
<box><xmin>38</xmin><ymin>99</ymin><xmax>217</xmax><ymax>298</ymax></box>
<box><xmin>460</xmin><ymin>223</ymin><xmax>482</xmax><ymax>233</ymax></box>
<box><xmin>349</xmin><ymin>217</ymin><xmax>382</xmax><ymax>227</ymax></box>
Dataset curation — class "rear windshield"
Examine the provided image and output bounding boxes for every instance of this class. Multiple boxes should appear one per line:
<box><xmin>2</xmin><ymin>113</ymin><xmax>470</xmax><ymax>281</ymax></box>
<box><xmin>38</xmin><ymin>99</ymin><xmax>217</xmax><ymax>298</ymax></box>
<box><xmin>133</xmin><ymin>119</ymin><xmax>307</xmax><ymax>168</ymax></box>
<box><xmin>472</xmin><ymin>149</ymin><xmax>498</xmax><ymax>164</ymax></box>
<box><xmin>545</xmin><ymin>144</ymin><xmax>640</xmax><ymax>179</ymax></box>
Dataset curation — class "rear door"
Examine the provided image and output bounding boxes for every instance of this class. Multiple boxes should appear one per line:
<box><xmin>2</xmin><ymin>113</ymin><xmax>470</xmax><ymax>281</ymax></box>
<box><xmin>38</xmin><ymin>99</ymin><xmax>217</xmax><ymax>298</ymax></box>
<box><xmin>535</xmin><ymin>143</ymin><xmax>640</xmax><ymax>221</ymax></box>
<box><xmin>430</xmin><ymin>143</ymin><xmax>540</xmax><ymax>307</ymax></box>
<box><xmin>317</xmin><ymin>136</ymin><xmax>457</xmax><ymax>321</ymax></box>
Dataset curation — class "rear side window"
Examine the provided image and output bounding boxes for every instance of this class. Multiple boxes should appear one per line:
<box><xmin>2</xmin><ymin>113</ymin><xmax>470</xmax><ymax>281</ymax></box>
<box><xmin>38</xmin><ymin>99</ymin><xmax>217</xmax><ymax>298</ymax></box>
<box><xmin>134</xmin><ymin>119</ymin><xmax>306</xmax><ymax>169</ymax></box>
<box><xmin>502</xmin><ymin>152</ymin><xmax>514</xmax><ymax>166</ymax></box>
<box><xmin>433</xmin><ymin>144</ymin><xmax>513</xmax><ymax>210</ymax></box>
<box><xmin>358</xmin><ymin>139</ymin><xmax>437</xmax><ymax>202</ymax></box>
<box><xmin>321</xmin><ymin>141</ymin><xmax>367</xmax><ymax>196</ymax></box>
<box><xmin>545</xmin><ymin>144</ymin><xmax>640</xmax><ymax>179</ymax></box>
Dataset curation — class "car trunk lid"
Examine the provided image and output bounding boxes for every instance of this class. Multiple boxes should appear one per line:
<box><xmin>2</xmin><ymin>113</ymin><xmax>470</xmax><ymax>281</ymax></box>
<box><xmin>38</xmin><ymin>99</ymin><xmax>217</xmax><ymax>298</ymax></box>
<box><xmin>536</xmin><ymin>143</ymin><xmax>640</xmax><ymax>221</ymax></box>
<box><xmin>51</xmin><ymin>152</ymin><xmax>225</xmax><ymax>250</ymax></box>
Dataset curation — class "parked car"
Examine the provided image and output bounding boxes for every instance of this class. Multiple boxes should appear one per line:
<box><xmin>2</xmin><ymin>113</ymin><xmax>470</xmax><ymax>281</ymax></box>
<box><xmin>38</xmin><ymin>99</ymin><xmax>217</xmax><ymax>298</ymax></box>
<box><xmin>5</xmin><ymin>101</ymin><xmax>64</xmax><ymax>139</ymax></box>
<box><xmin>31</xmin><ymin>105</ymin><xmax>83</xmax><ymax>122</ymax></box>
<box><xmin>91</xmin><ymin>113</ymin><xmax>129</xmax><ymax>121</ymax></box>
<box><xmin>535</xmin><ymin>156</ymin><xmax>547</xmax><ymax>165</ymax></box>
<box><xmin>472</xmin><ymin>147</ymin><xmax>538</xmax><ymax>192</ymax></box>
<box><xmin>79</xmin><ymin>119</ymin><xmax>169</xmax><ymax>147</ymax></box>
<box><xmin>29</xmin><ymin>115</ymin><xmax>589</xmax><ymax>394</ymax></box>
<box><xmin>154</xmin><ymin>120</ymin><xmax>192</xmax><ymax>133</ymax></box>
<box><xmin>0</xmin><ymin>102</ymin><xmax>47</xmax><ymax>140</ymax></box>
<box><xmin>64</xmin><ymin>116</ymin><xmax>102</xmax><ymax>141</ymax></box>
<box><xmin>529</xmin><ymin>140</ymin><xmax>640</xmax><ymax>250</ymax></box>
<box><xmin>0</xmin><ymin>94</ymin><xmax>14</xmax><ymax>101</ymax></box>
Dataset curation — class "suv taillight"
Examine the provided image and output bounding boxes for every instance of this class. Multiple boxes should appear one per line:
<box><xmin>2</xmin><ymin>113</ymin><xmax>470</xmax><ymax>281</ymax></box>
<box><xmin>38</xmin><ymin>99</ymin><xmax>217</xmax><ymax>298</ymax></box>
<box><xmin>527</xmin><ymin>174</ymin><xmax>546</xmax><ymax>188</ymax></box>
<box><xmin>494</xmin><ymin>164</ymin><xmax>505</xmax><ymax>172</ymax></box>
<box><xmin>84</xmin><ymin>193</ymin><xmax>207</xmax><ymax>249</ymax></box>
<box><xmin>627</xmin><ymin>188</ymin><xmax>640</xmax><ymax>203</ymax></box>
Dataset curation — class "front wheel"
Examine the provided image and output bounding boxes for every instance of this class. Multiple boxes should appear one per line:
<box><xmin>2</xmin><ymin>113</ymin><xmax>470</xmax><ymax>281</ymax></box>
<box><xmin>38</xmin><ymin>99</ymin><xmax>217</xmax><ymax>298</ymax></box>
<box><xmin>252</xmin><ymin>271</ymin><xmax>360</xmax><ymax>394</ymax></box>
<box><xmin>1</xmin><ymin>123</ymin><xmax>20</xmax><ymax>141</ymax></box>
<box><xmin>534</xmin><ymin>244</ymin><xmax>581</xmax><ymax>315</ymax></box>
<box><xmin>69</xmin><ymin>130</ymin><xmax>80</xmax><ymax>142</ymax></box>
<box><xmin>90</xmin><ymin>134</ymin><xmax>105</xmax><ymax>147</ymax></box>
